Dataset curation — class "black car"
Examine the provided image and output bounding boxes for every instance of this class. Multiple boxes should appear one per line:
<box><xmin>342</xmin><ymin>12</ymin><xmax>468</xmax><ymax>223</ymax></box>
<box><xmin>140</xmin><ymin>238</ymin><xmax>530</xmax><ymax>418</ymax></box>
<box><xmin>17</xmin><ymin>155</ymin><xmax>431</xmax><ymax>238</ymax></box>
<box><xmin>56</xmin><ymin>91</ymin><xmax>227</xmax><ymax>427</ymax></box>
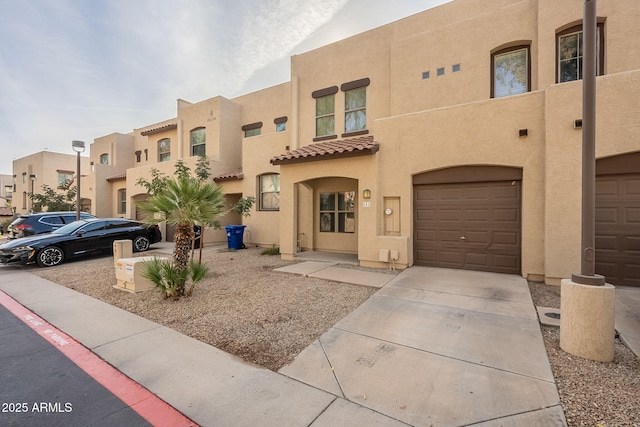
<box><xmin>0</xmin><ymin>218</ymin><xmax>162</xmax><ymax>267</ymax></box>
<box><xmin>7</xmin><ymin>211</ymin><xmax>97</xmax><ymax>239</ymax></box>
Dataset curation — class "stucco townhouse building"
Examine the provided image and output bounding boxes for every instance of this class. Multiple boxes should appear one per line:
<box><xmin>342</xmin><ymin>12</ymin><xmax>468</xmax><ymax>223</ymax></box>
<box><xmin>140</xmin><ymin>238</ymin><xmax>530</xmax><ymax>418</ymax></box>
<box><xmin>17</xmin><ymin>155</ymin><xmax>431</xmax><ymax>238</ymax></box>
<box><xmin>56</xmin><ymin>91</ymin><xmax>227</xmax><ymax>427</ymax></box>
<box><xmin>83</xmin><ymin>0</ymin><xmax>640</xmax><ymax>287</ymax></box>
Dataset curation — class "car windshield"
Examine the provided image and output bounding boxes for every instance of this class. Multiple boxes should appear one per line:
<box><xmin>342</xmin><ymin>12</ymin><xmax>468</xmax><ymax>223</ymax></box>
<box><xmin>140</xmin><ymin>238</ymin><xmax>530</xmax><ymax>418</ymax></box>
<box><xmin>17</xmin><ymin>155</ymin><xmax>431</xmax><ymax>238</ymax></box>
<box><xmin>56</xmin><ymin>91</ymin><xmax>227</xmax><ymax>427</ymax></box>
<box><xmin>52</xmin><ymin>220</ymin><xmax>90</xmax><ymax>235</ymax></box>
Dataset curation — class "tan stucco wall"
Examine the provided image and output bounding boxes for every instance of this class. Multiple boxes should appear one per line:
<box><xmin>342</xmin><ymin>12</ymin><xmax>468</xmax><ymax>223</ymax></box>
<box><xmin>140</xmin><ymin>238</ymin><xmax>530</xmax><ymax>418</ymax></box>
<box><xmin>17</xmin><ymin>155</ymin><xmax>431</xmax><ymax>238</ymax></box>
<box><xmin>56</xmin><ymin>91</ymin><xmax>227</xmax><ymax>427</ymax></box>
<box><xmin>12</xmin><ymin>151</ymin><xmax>90</xmax><ymax>215</ymax></box>
<box><xmin>60</xmin><ymin>0</ymin><xmax>639</xmax><ymax>282</ymax></box>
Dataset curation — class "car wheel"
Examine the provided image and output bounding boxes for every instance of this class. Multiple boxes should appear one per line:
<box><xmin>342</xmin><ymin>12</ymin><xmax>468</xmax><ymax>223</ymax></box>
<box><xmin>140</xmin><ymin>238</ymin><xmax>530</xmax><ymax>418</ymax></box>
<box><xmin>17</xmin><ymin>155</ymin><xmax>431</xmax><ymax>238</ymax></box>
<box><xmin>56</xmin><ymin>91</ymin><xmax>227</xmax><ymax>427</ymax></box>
<box><xmin>133</xmin><ymin>236</ymin><xmax>151</xmax><ymax>252</ymax></box>
<box><xmin>36</xmin><ymin>246</ymin><xmax>65</xmax><ymax>267</ymax></box>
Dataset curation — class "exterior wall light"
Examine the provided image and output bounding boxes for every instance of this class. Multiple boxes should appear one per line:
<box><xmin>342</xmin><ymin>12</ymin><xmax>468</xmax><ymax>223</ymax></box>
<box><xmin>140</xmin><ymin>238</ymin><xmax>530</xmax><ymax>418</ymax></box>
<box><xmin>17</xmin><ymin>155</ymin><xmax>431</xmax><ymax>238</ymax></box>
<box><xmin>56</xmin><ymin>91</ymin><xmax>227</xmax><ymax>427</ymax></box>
<box><xmin>363</xmin><ymin>189</ymin><xmax>371</xmax><ymax>199</ymax></box>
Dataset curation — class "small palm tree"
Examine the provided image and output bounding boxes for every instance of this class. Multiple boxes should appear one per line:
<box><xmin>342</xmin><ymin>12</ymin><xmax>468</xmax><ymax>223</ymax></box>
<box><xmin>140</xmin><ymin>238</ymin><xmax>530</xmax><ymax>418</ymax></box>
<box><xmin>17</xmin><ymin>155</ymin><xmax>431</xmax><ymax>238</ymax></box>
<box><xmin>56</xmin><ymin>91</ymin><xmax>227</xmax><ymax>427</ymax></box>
<box><xmin>137</xmin><ymin>176</ymin><xmax>226</xmax><ymax>297</ymax></box>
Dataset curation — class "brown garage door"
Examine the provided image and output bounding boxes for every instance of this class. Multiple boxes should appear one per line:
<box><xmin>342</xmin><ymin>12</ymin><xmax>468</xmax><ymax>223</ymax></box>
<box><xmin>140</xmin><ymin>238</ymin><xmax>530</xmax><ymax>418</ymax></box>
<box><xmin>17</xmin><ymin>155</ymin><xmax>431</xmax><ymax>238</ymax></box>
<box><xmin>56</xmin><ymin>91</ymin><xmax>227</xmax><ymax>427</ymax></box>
<box><xmin>595</xmin><ymin>173</ymin><xmax>640</xmax><ymax>287</ymax></box>
<box><xmin>414</xmin><ymin>180</ymin><xmax>521</xmax><ymax>274</ymax></box>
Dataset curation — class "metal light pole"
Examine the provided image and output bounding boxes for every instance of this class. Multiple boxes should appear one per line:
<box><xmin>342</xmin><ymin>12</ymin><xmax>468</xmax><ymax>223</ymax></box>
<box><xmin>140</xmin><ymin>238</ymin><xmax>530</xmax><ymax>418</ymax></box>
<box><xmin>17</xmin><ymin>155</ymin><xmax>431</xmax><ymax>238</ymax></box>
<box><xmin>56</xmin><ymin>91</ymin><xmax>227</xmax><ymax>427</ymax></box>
<box><xmin>72</xmin><ymin>140</ymin><xmax>86</xmax><ymax>220</ymax></box>
<box><xmin>29</xmin><ymin>174</ymin><xmax>37</xmax><ymax>212</ymax></box>
<box><xmin>571</xmin><ymin>0</ymin><xmax>605</xmax><ymax>286</ymax></box>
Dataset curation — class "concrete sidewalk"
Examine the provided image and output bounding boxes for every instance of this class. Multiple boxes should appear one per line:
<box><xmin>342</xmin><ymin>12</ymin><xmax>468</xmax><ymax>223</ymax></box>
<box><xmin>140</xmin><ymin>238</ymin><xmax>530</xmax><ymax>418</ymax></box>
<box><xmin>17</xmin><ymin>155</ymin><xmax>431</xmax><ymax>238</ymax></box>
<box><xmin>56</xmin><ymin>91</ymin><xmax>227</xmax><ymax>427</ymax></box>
<box><xmin>1</xmin><ymin>261</ymin><xmax>574</xmax><ymax>426</ymax></box>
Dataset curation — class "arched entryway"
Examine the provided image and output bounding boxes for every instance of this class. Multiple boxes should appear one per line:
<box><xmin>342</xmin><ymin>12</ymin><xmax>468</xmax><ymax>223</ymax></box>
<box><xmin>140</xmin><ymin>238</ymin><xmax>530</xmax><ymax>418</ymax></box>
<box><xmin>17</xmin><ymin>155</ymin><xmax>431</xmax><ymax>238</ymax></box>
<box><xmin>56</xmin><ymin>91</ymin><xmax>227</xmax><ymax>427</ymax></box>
<box><xmin>413</xmin><ymin>165</ymin><xmax>522</xmax><ymax>274</ymax></box>
<box><xmin>296</xmin><ymin>177</ymin><xmax>358</xmax><ymax>254</ymax></box>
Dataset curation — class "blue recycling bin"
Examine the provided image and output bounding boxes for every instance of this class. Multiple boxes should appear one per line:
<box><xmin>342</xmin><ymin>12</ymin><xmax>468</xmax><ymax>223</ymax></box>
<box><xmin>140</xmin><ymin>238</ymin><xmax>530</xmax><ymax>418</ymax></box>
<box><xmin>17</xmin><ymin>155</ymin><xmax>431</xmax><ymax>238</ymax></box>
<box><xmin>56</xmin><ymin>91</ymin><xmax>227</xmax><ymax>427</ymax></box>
<box><xmin>225</xmin><ymin>225</ymin><xmax>246</xmax><ymax>250</ymax></box>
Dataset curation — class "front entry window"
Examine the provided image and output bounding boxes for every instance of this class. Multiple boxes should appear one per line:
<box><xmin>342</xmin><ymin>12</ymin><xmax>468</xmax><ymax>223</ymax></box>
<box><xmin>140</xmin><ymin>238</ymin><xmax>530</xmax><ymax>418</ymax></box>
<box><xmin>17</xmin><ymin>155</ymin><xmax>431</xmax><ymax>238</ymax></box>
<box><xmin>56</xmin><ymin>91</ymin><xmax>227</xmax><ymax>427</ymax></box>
<box><xmin>319</xmin><ymin>191</ymin><xmax>355</xmax><ymax>233</ymax></box>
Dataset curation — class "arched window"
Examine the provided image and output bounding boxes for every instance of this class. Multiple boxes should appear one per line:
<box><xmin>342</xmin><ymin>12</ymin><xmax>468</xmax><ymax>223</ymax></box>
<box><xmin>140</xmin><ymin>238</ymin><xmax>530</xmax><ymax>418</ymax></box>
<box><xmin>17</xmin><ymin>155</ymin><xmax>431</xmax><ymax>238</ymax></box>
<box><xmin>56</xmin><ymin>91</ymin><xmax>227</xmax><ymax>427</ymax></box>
<box><xmin>556</xmin><ymin>23</ymin><xmax>605</xmax><ymax>83</ymax></box>
<box><xmin>491</xmin><ymin>44</ymin><xmax>530</xmax><ymax>98</ymax></box>
<box><xmin>100</xmin><ymin>153</ymin><xmax>109</xmax><ymax>165</ymax></box>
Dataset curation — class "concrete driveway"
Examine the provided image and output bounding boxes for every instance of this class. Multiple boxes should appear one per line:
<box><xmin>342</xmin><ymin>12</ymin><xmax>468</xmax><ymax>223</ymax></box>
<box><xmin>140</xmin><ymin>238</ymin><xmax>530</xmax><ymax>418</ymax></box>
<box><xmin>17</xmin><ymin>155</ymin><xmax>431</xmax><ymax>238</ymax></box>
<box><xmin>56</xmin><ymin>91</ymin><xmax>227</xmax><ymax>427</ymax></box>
<box><xmin>279</xmin><ymin>266</ymin><xmax>566</xmax><ymax>426</ymax></box>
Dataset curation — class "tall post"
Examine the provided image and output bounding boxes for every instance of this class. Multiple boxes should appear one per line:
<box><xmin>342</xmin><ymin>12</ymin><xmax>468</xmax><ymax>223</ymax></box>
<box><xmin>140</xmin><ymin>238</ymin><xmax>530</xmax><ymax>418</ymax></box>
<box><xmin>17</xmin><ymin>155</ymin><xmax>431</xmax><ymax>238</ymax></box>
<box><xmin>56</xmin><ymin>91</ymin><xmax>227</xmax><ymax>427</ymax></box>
<box><xmin>560</xmin><ymin>0</ymin><xmax>614</xmax><ymax>363</ymax></box>
<box><xmin>571</xmin><ymin>0</ymin><xmax>604</xmax><ymax>286</ymax></box>
<box><xmin>76</xmin><ymin>150</ymin><xmax>81</xmax><ymax>220</ymax></box>
<box><xmin>72</xmin><ymin>140</ymin><xmax>86</xmax><ymax>221</ymax></box>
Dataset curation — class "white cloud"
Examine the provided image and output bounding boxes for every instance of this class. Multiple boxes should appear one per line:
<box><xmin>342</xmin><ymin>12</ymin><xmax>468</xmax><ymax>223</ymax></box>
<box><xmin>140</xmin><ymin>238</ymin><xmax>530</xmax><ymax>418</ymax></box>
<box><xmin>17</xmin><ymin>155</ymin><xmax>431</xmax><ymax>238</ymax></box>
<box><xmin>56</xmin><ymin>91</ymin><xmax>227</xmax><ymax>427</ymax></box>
<box><xmin>0</xmin><ymin>0</ymin><xmax>450</xmax><ymax>174</ymax></box>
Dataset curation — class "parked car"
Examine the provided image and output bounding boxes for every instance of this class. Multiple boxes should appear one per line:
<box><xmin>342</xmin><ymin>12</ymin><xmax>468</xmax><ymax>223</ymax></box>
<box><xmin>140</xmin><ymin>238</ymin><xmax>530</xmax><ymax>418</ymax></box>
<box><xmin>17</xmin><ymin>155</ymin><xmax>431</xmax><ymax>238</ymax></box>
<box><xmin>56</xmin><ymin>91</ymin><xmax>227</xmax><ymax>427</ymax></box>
<box><xmin>7</xmin><ymin>211</ymin><xmax>97</xmax><ymax>240</ymax></box>
<box><xmin>0</xmin><ymin>218</ymin><xmax>162</xmax><ymax>267</ymax></box>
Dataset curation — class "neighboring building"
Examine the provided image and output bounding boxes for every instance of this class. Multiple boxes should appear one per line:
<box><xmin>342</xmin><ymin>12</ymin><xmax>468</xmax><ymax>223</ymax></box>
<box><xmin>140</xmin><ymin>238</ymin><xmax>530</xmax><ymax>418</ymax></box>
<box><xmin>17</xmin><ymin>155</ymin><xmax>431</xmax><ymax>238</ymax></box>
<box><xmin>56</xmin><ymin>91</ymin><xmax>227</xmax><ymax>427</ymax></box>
<box><xmin>11</xmin><ymin>151</ymin><xmax>90</xmax><ymax>215</ymax></box>
<box><xmin>73</xmin><ymin>0</ymin><xmax>640</xmax><ymax>287</ymax></box>
<box><xmin>0</xmin><ymin>174</ymin><xmax>13</xmax><ymax>202</ymax></box>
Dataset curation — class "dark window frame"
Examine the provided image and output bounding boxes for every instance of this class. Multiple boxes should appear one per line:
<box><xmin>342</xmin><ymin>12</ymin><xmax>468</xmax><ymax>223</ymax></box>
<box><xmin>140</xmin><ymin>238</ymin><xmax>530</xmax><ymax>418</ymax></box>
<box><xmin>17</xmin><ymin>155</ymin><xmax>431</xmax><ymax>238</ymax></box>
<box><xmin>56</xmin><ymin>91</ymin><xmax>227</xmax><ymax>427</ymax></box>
<box><xmin>258</xmin><ymin>173</ymin><xmax>280</xmax><ymax>211</ymax></box>
<box><xmin>158</xmin><ymin>138</ymin><xmax>171</xmax><ymax>162</ymax></box>
<box><xmin>491</xmin><ymin>44</ymin><xmax>531</xmax><ymax>99</ymax></box>
<box><xmin>556</xmin><ymin>23</ymin><xmax>605</xmax><ymax>83</ymax></box>
<box><xmin>190</xmin><ymin>127</ymin><xmax>206</xmax><ymax>157</ymax></box>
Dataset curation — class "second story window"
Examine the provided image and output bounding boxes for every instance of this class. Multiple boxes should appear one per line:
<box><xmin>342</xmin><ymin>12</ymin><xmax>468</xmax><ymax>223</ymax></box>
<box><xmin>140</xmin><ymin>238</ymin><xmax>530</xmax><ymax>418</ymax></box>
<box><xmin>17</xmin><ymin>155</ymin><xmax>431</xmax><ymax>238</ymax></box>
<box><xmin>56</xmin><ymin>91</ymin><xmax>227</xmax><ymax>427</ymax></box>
<box><xmin>344</xmin><ymin>87</ymin><xmax>366</xmax><ymax>133</ymax></box>
<box><xmin>312</xmin><ymin>86</ymin><xmax>338</xmax><ymax>140</ymax></box>
<box><xmin>190</xmin><ymin>128</ymin><xmax>206</xmax><ymax>157</ymax></box>
<box><xmin>274</xmin><ymin>116</ymin><xmax>287</xmax><ymax>132</ymax></box>
<box><xmin>242</xmin><ymin>122</ymin><xmax>263</xmax><ymax>138</ymax></box>
<box><xmin>100</xmin><ymin>153</ymin><xmax>109</xmax><ymax>165</ymax></box>
<box><xmin>557</xmin><ymin>24</ymin><xmax>604</xmax><ymax>83</ymax></box>
<box><xmin>316</xmin><ymin>94</ymin><xmax>335</xmax><ymax>138</ymax></box>
<box><xmin>57</xmin><ymin>171</ymin><xmax>73</xmax><ymax>187</ymax></box>
<box><xmin>491</xmin><ymin>45</ymin><xmax>530</xmax><ymax>98</ymax></box>
<box><xmin>158</xmin><ymin>138</ymin><xmax>171</xmax><ymax>162</ymax></box>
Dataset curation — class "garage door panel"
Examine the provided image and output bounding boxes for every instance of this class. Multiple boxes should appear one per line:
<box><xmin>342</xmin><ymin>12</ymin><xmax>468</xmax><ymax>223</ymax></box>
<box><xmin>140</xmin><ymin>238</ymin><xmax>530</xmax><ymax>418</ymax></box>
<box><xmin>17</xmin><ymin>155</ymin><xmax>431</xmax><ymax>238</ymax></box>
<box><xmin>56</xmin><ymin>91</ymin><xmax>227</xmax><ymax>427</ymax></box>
<box><xmin>439</xmin><ymin>250</ymin><xmax>465</xmax><ymax>267</ymax></box>
<box><xmin>463</xmin><ymin>187</ymin><xmax>490</xmax><ymax>200</ymax></box>
<box><xmin>465</xmin><ymin>252</ymin><xmax>489</xmax><ymax>268</ymax></box>
<box><xmin>628</xmin><ymin>208</ymin><xmax>640</xmax><ymax>223</ymax></box>
<box><xmin>595</xmin><ymin>207</ymin><xmax>618</xmax><ymax>223</ymax></box>
<box><xmin>625</xmin><ymin>179</ymin><xmax>640</xmax><ymax>195</ymax></box>
<box><xmin>492</xmin><ymin>184</ymin><xmax>520</xmax><ymax>200</ymax></box>
<box><xmin>595</xmin><ymin>234</ymin><xmax>618</xmax><ymax>251</ymax></box>
<box><xmin>414</xmin><ymin>180</ymin><xmax>521</xmax><ymax>274</ymax></box>
<box><xmin>596</xmin><ymin>173</ymin><xmax>640</xmax><ymax>286</ymax></box>
<box><xmin>465</xmin><ymin>231</ymin><xmax>489</xmax><ymax>244</ymax></box>
<box><xmin>440</xmin><ymin>188</ymin><xmax>462</xmax><ymax>200</ymax></box>
<box><xmin>416</xmin><ymin>250</ymin><xmax>436</xmax><ymax>263</ymax></box>
<box><xmin>465</xmin><ymin>208</ymin><xmax>490</xmax><ymax>222</ymax></box>
<box><xmin>438</xmin><ymin>230</ymin><xmax>465</xmax><ymax>244</ymax></box>
<box><xmin>438</xmin><ymin>209</ymin><xmax>462</xmax><ymax>221</ymax></box>
<box><xmin>596</xmin><ymin>179</ymin><xmax>619</xmax><ymax>197</ymax></box>
<box><xmin>625</xmin><ymin>236</ymin><xmax>640</xmax><ymax>251</ymax></box>
<box><xmin>493</xmin><ymin>208</ymin><xmax>519</xmax><ymax>222</ymax></box>
<box><xmin>416</xmin><ymin>209</ymin><xmax>436</xmax><ymax>221</ymax></box>
<box><xmin>492</xmin><ymin>231</ymin><xmax>519</xmax><ymax>245</ymax></box>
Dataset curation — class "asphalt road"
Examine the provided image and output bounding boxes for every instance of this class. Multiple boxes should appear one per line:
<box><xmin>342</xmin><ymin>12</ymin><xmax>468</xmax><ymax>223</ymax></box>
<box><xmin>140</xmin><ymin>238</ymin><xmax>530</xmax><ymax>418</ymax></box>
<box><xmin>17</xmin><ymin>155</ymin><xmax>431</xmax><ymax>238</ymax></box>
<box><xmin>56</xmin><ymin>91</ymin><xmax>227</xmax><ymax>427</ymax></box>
<box><xmin>0</xmin><ymin>303</ymin><xmax>152</xmax><ymax>427</ymax></box>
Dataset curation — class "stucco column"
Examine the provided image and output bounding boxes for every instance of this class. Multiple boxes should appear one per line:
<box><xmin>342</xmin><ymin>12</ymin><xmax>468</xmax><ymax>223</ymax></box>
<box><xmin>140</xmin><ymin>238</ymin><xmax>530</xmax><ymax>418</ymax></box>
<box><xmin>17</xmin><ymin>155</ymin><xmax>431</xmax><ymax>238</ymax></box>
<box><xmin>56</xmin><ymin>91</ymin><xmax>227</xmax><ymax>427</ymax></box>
<box><xmin>560</xmin><ymin>279</ymin><xmax>615</xmax><ymax>362</ymax></box>
<box><xmin>279</xmin><ymin>177</ymin><xmax>297</xmax><ymax>260</ymax></box>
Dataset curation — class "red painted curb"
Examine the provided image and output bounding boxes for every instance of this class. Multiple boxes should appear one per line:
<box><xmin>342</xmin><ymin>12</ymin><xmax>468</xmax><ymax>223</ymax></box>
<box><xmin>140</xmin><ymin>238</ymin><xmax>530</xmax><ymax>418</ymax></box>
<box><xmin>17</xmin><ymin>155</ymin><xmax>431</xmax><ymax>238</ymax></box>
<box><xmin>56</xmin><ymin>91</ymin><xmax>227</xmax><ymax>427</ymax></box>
<box><xmin>0</xmin><ymin>291</ymin><xmax>198</xmax><ymax>427</ymax></box>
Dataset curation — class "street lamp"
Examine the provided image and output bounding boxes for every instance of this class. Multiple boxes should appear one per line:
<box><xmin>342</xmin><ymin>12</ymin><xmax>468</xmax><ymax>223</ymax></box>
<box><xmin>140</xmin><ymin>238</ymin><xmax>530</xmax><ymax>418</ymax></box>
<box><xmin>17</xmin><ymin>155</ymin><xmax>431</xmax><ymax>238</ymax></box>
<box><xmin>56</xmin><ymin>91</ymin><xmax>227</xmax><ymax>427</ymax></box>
<box><xmin>72</xmin><ymin>140</ymin><xmax>85</xmax><ymax>220</ymax></box>
<box><xmin>29</xmin><ymin>174</ymin><xmax>37</xmax><ymax>212</ymax></box>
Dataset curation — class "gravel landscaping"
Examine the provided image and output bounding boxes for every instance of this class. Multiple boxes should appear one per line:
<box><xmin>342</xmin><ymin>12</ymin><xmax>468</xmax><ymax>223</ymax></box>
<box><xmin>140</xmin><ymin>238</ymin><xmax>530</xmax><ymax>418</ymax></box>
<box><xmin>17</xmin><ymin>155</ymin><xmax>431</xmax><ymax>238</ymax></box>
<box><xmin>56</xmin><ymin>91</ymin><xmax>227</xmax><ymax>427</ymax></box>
<box><xmin>27</xmin><ymin>246</ymin><xmax>639</xmax><ymax>427</ymax></box>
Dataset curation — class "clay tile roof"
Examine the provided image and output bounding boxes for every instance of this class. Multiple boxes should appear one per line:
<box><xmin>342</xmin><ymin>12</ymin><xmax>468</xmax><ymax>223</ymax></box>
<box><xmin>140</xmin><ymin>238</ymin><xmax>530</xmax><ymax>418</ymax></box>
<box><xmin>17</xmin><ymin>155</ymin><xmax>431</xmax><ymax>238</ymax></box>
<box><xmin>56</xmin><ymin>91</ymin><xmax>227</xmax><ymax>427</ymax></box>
<box><xmin>214</xmin><ymin>168</ymin><xmax>244</xmax><ymax>182</ymax></box>
<box><xmin>106</xmin><ymin>172</ymin><xmax>127</xmax><ymax>182</ymax></box>
<box><xmin>140</xmin><ymin>123</ymin><xmax>178</xmax><ymax>136</ymax></box>
<box><xmin>270</xmin><ymin>135</ymin><xmax>379</xmax><ymax>165</ymax></box>
<box><xmin>0</xmin><ymin>206</ymin><xmax>13</xmax><ymax>216</ymax></box>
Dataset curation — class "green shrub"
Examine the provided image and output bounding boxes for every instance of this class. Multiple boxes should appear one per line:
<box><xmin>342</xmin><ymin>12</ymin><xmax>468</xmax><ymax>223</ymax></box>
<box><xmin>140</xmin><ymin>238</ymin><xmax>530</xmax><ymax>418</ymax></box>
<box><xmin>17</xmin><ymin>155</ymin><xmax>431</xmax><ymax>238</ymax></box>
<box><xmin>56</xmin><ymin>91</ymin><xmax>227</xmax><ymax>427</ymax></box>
<box><xmin>141</xmin><ymin>257</ymin><xmax>209</xmax><ymax>300</ymax></box>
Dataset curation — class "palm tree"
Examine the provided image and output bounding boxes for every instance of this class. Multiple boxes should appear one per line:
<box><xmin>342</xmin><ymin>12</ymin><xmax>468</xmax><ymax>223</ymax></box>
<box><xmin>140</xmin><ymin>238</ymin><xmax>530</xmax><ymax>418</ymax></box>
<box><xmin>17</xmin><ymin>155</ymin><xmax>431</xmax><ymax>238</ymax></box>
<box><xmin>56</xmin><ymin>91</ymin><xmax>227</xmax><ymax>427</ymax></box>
<box><xmin>137</xmin><ymin>176</ymin><xmax>226</xmax><ymax>296</ymax></box>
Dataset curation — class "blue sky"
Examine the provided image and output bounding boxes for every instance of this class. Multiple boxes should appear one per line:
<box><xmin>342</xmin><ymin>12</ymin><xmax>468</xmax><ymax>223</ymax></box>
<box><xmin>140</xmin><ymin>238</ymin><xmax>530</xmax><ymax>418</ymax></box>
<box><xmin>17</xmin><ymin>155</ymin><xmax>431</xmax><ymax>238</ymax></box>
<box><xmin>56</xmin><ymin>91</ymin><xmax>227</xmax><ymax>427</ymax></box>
<box><xmin>0</xmin><ymin>0</ymin><xmax>451</xmax><ymax>174</ymax></box>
